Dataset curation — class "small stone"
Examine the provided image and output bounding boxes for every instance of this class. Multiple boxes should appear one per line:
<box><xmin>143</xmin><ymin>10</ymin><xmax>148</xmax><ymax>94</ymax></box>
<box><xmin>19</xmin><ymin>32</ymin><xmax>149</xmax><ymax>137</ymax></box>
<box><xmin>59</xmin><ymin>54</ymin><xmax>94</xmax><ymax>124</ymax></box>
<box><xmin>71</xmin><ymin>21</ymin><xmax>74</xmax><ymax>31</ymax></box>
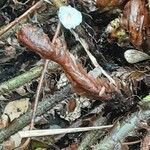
<box><xmin>124</xmin><ymin>49</ymin><xmax>150</xmax><ymax>63</ymax></box>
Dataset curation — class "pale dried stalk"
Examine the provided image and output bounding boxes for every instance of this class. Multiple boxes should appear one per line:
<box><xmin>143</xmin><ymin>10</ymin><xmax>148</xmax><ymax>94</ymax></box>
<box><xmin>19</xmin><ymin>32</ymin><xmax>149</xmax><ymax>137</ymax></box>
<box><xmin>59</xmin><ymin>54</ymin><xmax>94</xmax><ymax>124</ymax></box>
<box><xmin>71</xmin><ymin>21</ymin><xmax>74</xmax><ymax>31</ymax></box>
<box><xmin>19</xmin><ymin>125</ymin><xmax>113</xmax><ymax>138</ymax></box>
<box><xmin>21</xmin><ymin>22</ymin><xmax>61</xmax><ymax>149</ymax></box>
<box><xmin>71</xmin><ymin>30</ymin><xmax>116</xmax><ymax>85</ymax></box>
<box><xmin>30</xmin><ymin>22</ymin><xmax>61</xmax><ymax>129</ymax></box>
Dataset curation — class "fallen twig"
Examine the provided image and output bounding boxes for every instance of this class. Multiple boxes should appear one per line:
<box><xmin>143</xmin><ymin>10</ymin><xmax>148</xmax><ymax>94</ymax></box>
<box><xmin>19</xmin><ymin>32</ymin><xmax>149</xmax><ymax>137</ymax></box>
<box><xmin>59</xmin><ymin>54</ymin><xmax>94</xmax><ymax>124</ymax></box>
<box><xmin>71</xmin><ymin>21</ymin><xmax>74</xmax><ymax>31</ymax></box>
<box><xmin>122</xmin><ymin>140</ymin><xmax>142</xmax><ymax>146</ymax></box>
<box><xmin>71</xmin><ymin>30</ymin><xmax>116</xmax><ymax>85</ymax></box>
<box><xmin>0</xmin><ymin>62</ymin><xmax>58</xmax><ymax>95</ymax></box>
<box><xmin>30</xmin><ymin>22</ymin><xmax>61</xmax><ymax>129</ymax></box>
<box><xmin>93</xmin><ymin>106</ymin><xmax>150</xmax><ymax>150</ymax></box>
<box><xmin>24</xmin><ymin>22</ymin><xmax>61</xmax><ymax>148</ymax></box>
<box><xmin>19</xmin><ymin>125</ymin><xmax>113</xmax><ymax>138</ymax></box>
<box><xmin>21</xmin><ymin>20</ymin><xmax>60</xmax><ymax>148</ymax></box>
<box><xmin>77</xmin><ymin>114</ymin><xmax>108</xmax><ymax>150</ymax></box>
<box><xmin>0</xmin><ymin>85</ymin><xmax>72</xmax><ymax>143</ymax></box>
<box><xmin>0</xmin><ymin>66</ymin><xmax>43</xmax><ymax>95</ymax></box>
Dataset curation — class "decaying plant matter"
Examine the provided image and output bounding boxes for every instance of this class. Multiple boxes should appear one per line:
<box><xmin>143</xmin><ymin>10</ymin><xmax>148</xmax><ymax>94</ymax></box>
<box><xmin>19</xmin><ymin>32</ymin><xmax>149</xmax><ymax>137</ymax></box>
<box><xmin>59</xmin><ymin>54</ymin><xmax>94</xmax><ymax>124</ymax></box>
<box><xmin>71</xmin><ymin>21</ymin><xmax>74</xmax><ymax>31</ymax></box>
<box><xmin>0</xmin><ymin>85</ymin><xmax>72</xmax><ymax>143</ymax></box>
<box><xmin>0</xmin><ymin>0</ymin><xmax>149</xmax><ymax>148</ymax></box>
<box><xmin>17</xmin><ymin>24</ymin><xmax>126</xmax><ymax>101</ymax></box>
<box><xmin>83</xmin><ymin>0</ymin><xmax>150</xmax><ymax>52</ymax></box>
<box><xmin>81</xmin><ymin>0</ymin><xmax>128</xmax><ymax>12</ymax></box>
<box><xmin>122</xmin><ymin>0</ymin><xmax>150</xmax><ymax>49</ymax></box>
<box><xmin>96</xmin><ymin>0</ymin><xmax>128</xmax><ymax>8</ymax></box>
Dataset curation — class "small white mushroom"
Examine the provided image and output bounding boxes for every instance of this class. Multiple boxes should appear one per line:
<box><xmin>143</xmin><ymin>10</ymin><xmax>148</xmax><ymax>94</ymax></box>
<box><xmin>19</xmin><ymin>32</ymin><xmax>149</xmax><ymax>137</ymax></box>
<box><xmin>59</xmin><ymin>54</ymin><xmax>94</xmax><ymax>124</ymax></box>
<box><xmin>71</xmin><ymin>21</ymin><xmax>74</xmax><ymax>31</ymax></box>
<box><xmin>58</xmin><ymin>5</ymin><xmax>82</xmax><ymax>29</ymax></box>
<box><xmin>124</xmin><ymin>49</ymin><xmax>150</xmax><ymax>64</ymax></box>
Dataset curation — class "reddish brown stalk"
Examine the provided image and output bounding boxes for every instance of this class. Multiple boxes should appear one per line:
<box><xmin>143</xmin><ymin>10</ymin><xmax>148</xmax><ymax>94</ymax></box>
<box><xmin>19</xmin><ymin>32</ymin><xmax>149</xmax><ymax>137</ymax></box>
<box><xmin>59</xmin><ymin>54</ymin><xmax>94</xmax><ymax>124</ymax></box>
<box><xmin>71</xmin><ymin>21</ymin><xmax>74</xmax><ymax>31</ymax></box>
<box><xmin>122</xmin><ymin>0</ymin><xmax>150</xmax><ymax>49</ymax></box>
<box><xmin>17</xmin><ymin>24</ymin><xmax>123</xmax><ymax>100</ymax></box>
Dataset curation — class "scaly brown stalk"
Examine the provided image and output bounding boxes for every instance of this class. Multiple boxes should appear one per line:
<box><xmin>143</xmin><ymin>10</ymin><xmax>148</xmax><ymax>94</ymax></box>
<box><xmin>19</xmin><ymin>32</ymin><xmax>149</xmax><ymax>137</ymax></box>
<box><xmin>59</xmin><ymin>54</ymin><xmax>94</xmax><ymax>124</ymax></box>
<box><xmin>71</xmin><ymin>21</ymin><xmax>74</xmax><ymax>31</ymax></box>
<box><xmin>17</xmin><ymin>24</ymin><xmax>123</xmax><ymax>100</ymax></box>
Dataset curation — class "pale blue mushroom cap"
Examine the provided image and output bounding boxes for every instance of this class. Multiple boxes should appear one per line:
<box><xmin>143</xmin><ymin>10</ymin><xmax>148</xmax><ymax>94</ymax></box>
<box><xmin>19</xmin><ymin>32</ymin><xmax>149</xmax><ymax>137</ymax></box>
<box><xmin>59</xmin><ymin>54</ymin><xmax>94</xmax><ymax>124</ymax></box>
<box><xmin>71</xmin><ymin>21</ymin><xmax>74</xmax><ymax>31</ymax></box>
<box><xmin>58</xmin><ymin>5</ymin><xmax>82</xmax><ymax>29</ymax></box>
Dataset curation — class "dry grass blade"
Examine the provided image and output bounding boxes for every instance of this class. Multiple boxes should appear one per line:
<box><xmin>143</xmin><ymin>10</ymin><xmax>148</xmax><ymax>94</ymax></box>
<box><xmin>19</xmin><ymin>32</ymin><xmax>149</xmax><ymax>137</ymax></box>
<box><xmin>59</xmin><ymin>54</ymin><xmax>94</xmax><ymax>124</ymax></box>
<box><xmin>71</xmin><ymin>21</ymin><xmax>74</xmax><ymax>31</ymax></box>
<box><xmin>71</xmin><ymin>29</ymin><xmax>116</xmax><ymax>85</ymax></box>
<box><xmin>19</xmin><ymin>125</ymin><xmax>113</xmax><ymax>138</ymax></box>
<box><xmin>30</xmin><ymin>22</ymin><xmax>61</xmax><ymax>130</ymax></box>
<box><xmin>20</xmin><ymin>22</ymin><xmax>61</xmax><ymax>149</ymax></box>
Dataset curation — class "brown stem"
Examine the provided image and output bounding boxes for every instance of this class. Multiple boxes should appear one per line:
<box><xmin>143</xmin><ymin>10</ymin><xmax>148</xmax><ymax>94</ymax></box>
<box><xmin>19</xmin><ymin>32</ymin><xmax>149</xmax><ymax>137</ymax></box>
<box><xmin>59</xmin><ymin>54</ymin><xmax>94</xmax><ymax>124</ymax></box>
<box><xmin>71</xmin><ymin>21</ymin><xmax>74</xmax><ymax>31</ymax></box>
<box><xmin>17</xmin><ymin>24</ymin><xmax>123</xmax><ymax>100</ymax></box>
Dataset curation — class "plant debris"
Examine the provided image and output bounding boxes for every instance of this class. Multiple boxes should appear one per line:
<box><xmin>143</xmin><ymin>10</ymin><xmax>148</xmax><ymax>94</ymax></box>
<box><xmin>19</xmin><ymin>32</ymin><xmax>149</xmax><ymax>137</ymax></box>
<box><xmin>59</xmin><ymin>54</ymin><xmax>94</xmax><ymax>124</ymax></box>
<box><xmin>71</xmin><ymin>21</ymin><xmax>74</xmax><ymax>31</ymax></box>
<box><xmin>0</xmin><ymin>0</ymin><xmax>150</xmax><ymax>149</ymax></box>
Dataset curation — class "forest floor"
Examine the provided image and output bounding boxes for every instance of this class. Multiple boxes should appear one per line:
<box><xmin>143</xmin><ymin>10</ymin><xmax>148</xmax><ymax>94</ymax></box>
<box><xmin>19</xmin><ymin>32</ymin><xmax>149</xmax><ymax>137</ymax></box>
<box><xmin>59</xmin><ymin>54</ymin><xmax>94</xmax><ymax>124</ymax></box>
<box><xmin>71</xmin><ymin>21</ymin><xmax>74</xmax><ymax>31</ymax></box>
<box><xmin>0</xmin><ymin>0</ymin><xmax>150</xmax><ymax>149</ymax></box>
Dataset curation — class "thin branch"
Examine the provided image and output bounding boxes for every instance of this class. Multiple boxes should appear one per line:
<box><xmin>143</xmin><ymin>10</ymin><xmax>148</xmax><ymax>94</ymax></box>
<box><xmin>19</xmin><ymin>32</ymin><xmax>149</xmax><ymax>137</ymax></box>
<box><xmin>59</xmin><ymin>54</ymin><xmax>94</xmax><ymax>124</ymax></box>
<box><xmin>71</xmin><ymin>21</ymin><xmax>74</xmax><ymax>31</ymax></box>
<box><xmin>93</xmin><ymin>107</ymin><xmax>150</xmax><ymax>150</ymax></box>
<box><xmin>0</xmin><ymin>0</ymin><xmax>43</xmax><ymax>37</ymax></box>
<box><xmin>21</xmin><ymin>22</ymin><xmax>61</xmax><ymax>148</ymax></box>
<box><xmin>122</xmin><ymin>140</ymin><xmax>142</xmax><ymax>145</ymax></box>
<box><xmin>77</xmin><ymin>115</ymin><xmax>108</xmax><ymax>150</ymax></box>
<box><xmin>0</xmin><ymin>85</ymin><xmax>72</xmax><ymax>143</ymax></box>
<box><xmin>19</xmin><ymin>125</ymin><xmax>113</xmax><ymax>138</ymax></box>
<box><xmin>0</xmin><ymin>66</ymin><xmax>43</xmax><ymax>95</ymax></box>
<box><xmin>29</xmin><ymin>60</ymin><xmax>49</xmax><ymax>129</ymax></box>
<box><xmin>0</xmin><ymin>62</ymin><xmax>58</xmax><ymax>95</ymax></box>
<box><xmin>71</xmin><ymin>30</ymin><xmax>116</xmax><ymax>85</ymax></box>
<box><xmin>30</xmin><ymin>21</ymin><xmax>61</xmax><ymax>129</ymax></box>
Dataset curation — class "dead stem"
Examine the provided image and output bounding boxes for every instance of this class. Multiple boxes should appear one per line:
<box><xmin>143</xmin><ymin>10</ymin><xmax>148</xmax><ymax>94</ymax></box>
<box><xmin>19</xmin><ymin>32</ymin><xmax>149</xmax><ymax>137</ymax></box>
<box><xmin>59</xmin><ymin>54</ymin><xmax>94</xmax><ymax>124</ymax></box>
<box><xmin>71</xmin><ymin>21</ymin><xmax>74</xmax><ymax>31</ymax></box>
<box><xmin>20</xmin><ymin>22</ymin><xmax>61</xmax><ymax>148</ymax></box>
<box><xmin>0</xmin><ymin>0</ymin><xmax>43</xmax><ymax>37</ymax></box>
<box><xmin>71</xmin><ymin>29</ymin><xmax>116</xmax><ymax>86</ymax></box>
<box><xmin>30</xmin><ymin>21</ymin><xmax>61</xmax><ymax>129</ymax></box>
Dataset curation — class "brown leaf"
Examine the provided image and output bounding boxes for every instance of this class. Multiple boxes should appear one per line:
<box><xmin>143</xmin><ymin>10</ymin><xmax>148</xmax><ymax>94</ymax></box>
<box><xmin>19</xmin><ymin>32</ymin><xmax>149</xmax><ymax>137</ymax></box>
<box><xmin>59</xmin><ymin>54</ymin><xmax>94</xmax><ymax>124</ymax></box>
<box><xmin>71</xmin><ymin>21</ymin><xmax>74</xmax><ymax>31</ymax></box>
<box><xmin>96</xmin><ymin>0</ymin><xmax>128</xmax><ymax>9</ymax></box>
<box><xmin>122</xmin><ymin>0</ymin><xmax>150</xmax><ymax>49</ymax></box>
